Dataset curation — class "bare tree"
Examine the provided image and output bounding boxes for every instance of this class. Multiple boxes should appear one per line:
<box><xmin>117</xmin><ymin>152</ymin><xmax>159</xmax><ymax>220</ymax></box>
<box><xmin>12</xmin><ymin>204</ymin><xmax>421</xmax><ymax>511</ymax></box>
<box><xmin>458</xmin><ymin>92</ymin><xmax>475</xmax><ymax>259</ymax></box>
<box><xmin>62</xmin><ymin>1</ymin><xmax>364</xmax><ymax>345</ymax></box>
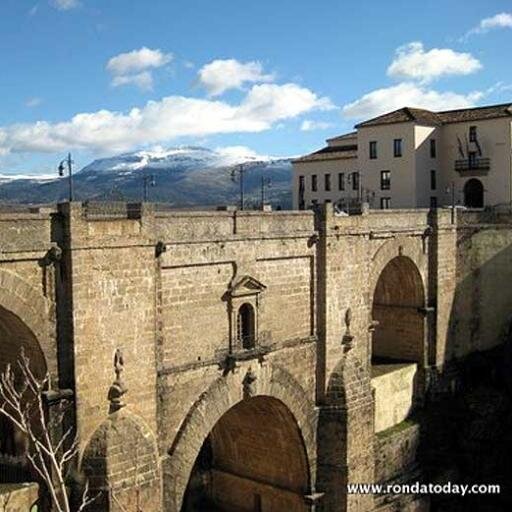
<box><xmin>0</xmin><ymin>350</ymin><xmax>96</xmax><ymax>512</ymax></box>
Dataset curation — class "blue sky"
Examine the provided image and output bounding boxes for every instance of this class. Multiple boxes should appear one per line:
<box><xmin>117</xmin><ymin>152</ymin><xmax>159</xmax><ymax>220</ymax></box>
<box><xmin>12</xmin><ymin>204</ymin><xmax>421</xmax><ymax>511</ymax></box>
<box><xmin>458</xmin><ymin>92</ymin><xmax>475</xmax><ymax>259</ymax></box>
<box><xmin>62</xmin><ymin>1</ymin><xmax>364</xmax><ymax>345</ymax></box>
<box><xmin>0</xmin><ymin>0</ymin><xmax>511</xmax><ymax>175</ymax></box>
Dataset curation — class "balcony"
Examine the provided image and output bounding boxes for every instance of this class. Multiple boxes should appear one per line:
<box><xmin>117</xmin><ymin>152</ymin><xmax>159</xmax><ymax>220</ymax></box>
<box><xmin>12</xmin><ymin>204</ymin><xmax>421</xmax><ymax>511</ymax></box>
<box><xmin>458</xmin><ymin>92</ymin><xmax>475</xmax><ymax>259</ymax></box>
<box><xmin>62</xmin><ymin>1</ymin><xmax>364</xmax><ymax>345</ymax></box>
<box><xmin>455</xmin><ymin>157</ymin><xmax>490</xmax><ymax>173</ymax></box>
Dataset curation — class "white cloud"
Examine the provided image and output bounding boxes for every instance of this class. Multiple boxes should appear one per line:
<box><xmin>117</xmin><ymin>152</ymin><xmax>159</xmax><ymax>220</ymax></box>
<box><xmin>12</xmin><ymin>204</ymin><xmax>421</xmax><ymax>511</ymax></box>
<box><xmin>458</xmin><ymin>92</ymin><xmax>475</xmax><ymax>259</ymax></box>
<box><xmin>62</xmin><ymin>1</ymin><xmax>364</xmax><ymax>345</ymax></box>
<box><xmin>0</xmin><ymin>83</ymin><xmax>332</xmax><ymax>155</ymax></box>
<box><xmin>342</xmin><ymin>82</ymin><xmax>483</xmax><ymax>120</ymax></box>
<box><xmin>106</xmin><ymin>47</ymin><xmax>172</xmax><ymax>90</ymax></box>
<box><xmin>300</xmin><ymin>120</ymin><xmax>333</xmax><ymax>131</ymax></box>
<box><xmin>387</xmin><ymin>42</ymin><xmax>482</xmax><ymax>83</ymax></box>
<box><xmin>467</xmin><ymin>12</ymin><xmax>512</xmax><ymax>36</ymax></box>
<box><xmin>107</xmin><ymin>47</ymin><xmax>172</xmax><ymax>76</ymax></box>
<box><xmin>198</xmin><ymin>59</ymin><xmax>275</xmax><ymax>96</ymax></box>
<box><xmin>25</xmin><ymin>97</ymin><xmax>42</xmax><ymax>108</ymax></box>
<box><xmin>50</xmin><ymin>0</ymin><xmax>80</xmax><ymax>10</ymax></box>
<box><xmin>111</xmin><ymin>72</ymin><xmax>153</xmax><ymax>91</ymax></box>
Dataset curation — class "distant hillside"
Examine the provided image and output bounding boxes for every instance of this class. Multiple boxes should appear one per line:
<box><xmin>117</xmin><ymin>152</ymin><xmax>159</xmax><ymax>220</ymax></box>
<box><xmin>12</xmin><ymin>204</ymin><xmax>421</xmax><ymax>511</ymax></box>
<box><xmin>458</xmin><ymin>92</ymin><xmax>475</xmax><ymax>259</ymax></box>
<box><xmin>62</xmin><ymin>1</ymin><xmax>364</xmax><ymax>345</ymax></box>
<box><xmin>0</xmin><ymin>146</ymin><xmax>293</xmax><ymax>208</ymax></box>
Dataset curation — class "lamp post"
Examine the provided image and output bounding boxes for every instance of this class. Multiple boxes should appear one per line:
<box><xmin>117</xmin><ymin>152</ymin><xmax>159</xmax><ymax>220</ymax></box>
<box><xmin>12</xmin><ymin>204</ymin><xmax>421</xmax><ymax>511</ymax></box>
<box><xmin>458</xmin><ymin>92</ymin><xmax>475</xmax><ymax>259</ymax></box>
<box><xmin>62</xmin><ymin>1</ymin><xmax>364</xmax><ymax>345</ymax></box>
<box><xmin>143</xmin><ymin>174</ymin><xmax>156</xmax><ymax>202</ymax></box>
<box><xmin>231</xmin><ymin>164</ymin><xmax>247</xmax><ymax>210</ymax></box>
<box><xmin>260</xmin><ymin>176</ymin><xmax>271</xmax><ymax>209</ymax></box>
<box><xmin>58</xmin><ymin>153</ymin><xmax>74</xmax><ymax>202</ymax></box>
<box><xmin>446</xmin><ymin>181</ymin><xmax>455</xmax><ymax>224</ymax></box>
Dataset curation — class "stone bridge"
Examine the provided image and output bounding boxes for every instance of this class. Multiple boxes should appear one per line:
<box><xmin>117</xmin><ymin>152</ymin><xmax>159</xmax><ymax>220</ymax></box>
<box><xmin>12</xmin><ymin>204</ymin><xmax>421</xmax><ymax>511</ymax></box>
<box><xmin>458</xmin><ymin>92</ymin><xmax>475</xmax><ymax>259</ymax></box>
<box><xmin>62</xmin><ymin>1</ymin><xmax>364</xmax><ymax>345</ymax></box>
<box><xmin>1</xmin><ymin>202</ymin><xmax>511</xmax><ymax>511</ymax></box>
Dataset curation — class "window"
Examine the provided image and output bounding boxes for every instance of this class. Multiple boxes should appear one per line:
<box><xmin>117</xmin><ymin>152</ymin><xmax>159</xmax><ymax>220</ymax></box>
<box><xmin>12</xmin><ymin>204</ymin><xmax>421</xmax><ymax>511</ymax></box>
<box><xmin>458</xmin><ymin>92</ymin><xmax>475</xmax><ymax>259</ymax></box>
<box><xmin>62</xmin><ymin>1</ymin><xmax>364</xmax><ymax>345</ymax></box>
<box><xmin>380</xmin><ymin>197</ymin><xmax>391</xmax><ymax>209</ymax></box>
<box><xmin>469</xmin><ymin>126</ymin><xmax>477</xmax><ymax>142</ymax></box>
<box><xmin>238</xmin><ymin>303</ymin><xmax>255</xmax><ymax>349</ymax></box>
<box><xmin>369</xmin><ymin>141</ymin><xmax>377</xmax><ymax>159</ymax></box>
<box><xmin>338</xmin><ymin>172</ymin><xmax>345</xmax><ymax>191</ymax></box>
<box><xmin>430</xmin><ymin>196</ymin><xmax>437</xmax><ymax>208</ymax></box>
<box><xmin>380</xmin><ymin>170</ymin><xmax>390</xmax><ymax>190</ymax></box>
<box><xmin>430</xmin><ymin>170</ymin><xmax>436</xmax><ymax>191</ymax></box>
<box><xmin>311</xmin><ymin>174</ymin><xmax>317</xmax><ymax>192</ymax></box>
<box><xmin>325</xmin><ymin>173</ymin><xmax>331</xmax><ymax>191</ymax></box>
<box><xmin>298</xmin><ymin>175</ymin><xmax>305</xmax><ymax>191</ymax></box>
<box><xmin>352</xmin><ymin>172</ymin><xmax>360</xmax><ymax>191</ymax></box>
<box><xmin>430</xmin><ymin>139</ymin><xmax>436</xmax><ymax>158</ymax></box>
<box><xmin>393</xmin><ymin>139</ymin><xmax>403</xmax><ymax>157</ymax></box>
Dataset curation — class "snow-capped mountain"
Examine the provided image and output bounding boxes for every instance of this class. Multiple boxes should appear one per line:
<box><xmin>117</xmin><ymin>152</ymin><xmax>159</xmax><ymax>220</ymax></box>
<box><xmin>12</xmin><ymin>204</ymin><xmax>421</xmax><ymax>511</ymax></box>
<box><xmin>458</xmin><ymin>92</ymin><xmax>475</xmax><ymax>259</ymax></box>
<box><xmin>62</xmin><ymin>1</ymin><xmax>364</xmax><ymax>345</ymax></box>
<box><xmin>0</xmin><ymin>146</ymin><xmax>293</xmax><ymax>208</ymax></box>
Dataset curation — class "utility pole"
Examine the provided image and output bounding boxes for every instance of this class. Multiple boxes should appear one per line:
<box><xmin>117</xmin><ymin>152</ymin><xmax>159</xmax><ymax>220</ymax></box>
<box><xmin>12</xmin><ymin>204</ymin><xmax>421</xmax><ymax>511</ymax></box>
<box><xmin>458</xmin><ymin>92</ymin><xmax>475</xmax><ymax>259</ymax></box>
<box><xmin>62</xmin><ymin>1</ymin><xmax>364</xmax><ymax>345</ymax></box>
<box><xmin>143</xmin><ymin>174</ymin><xmax>156</xmax><ymax>202</ymax></box>
<box><xmin>260</xmin><ymin>176</ymin><xmax>271</xmax><ymax>209</ymax></box>
<box><xmin>58</xmin><ymin>153</ymin><xmax>74</xmax><ymax>202</ymax></box>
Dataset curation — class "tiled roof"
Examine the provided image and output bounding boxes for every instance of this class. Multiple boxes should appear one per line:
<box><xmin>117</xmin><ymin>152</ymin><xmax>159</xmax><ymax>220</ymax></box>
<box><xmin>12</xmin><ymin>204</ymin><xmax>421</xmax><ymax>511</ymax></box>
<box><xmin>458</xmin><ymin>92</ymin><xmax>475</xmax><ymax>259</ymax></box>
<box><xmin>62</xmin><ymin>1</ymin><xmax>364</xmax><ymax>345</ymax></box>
<box><xmin>293</xmin><ymin>145</ymin><xmax>357</xmax><ymax>163</ymax></box>
<box><xmin>315</xmin><ymin>144</ymin><xmax>357</xmax><ymax>154</ymax></box>
<box><xmin>326</xmin><ymin>131</ymin><xmax>357</xmax><ymax>144</ymax></box>
<box><xmin>355</xmin><ymin>103</ymin><xmax>512</xmax><ymax>128</ymax></box>
<box><xmin>438</xmin><ymin>103</ymin><xmax>512</xmax><ymax>123</ymax></box>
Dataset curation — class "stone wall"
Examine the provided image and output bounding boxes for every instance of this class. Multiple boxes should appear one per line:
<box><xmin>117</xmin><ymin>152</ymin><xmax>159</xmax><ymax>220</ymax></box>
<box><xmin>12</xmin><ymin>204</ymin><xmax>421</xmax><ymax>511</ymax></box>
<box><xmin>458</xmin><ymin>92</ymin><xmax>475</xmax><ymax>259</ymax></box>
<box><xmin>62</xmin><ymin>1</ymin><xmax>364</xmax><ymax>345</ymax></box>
<box><xmin>374</xmin><ymin>420</ymin><xmax>420</xmax><ymax>483</ymax></box>
<box><xmin>449</xmin><ymin>210</ymin><xmax>512</xmax><ymax>358</ymax></box>
<box><xmin>1</xmin><ymin>203</ymin><xmax>511</xmax><ymax>511</ymax></box>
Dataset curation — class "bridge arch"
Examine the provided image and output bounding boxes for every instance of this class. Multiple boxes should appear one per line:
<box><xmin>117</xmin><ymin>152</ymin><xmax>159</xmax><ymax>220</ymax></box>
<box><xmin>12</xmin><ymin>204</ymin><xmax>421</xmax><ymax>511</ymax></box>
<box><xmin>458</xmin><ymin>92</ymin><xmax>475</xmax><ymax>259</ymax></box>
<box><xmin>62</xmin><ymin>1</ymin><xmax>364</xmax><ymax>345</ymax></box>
<box><xmin>372</xmin><ymin>254</ymin><xmax>426</xmax><ymax>364</ymax></box>
<box><xmin>0</xmin><ymin>269</ymin><xmax>54</xmax><ymax>376</ymax></box>
<box><xmin>369</xmin><ymin>238</ymin><xmax>427</xmax><ymax>365</ymax></box>
<box><xmin>0</xmin><ymin>270</ymin><xmax>51</xmax><ymax>466</ymax></box>
<box><xmin>164</xmin><ymin>363</ymin><xmax>317</xmax><ymax>512</ymax></box>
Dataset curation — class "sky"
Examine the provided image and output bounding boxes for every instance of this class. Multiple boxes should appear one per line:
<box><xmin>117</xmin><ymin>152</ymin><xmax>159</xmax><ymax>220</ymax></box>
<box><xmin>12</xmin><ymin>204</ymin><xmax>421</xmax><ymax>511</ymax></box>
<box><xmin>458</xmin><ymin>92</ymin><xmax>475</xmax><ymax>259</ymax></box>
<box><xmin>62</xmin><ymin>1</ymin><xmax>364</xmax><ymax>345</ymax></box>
<box><xmin>0</xmin><ymin>0</ymin><xmax>511</xmax><ymax>175</ymax></box>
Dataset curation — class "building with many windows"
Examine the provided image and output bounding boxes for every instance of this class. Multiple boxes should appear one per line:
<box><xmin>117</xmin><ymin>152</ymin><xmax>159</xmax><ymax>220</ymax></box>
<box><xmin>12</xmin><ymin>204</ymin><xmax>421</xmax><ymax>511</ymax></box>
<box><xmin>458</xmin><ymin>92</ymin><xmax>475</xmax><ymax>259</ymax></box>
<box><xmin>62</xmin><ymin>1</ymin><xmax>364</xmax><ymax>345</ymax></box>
<box><xmin>293</xmin><ymin>102</ymin><xmax>512</xmax><ymax>210</ymax></box>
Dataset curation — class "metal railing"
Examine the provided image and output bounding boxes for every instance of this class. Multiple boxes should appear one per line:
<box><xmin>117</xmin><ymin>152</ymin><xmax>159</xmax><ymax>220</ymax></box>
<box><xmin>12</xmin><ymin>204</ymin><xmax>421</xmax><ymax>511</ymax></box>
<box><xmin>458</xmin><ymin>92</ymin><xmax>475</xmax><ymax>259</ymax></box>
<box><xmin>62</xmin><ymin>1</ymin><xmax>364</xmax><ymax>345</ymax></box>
<box><xmin>454</xmin><ymin>158</ymin><xmax>490</xmax><ymax>172</ymax></box>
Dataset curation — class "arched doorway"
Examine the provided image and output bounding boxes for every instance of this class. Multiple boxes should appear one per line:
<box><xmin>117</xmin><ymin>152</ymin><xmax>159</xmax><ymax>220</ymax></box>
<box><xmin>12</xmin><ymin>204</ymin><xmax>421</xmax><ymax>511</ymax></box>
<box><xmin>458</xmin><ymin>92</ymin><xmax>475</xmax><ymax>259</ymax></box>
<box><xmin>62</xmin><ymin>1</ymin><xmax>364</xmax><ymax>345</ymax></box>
<box><xmin>0</xmin><ymin>304</ymin><xmax>47</xmax><ymax>481</ymax></box>
<box><xmin>182</xmin><ymin>396</ymin><xmax>310</xmax><ymax>512</ymax></box>
<box><xmin>372</xmin><ymin>256</ymin><xmax>425</xmax><ymax>364</ymax></box>
<box><xmin>464</xmin><ymin>178</ymin><xmax>484</xmax><ymax>208</ymax></box>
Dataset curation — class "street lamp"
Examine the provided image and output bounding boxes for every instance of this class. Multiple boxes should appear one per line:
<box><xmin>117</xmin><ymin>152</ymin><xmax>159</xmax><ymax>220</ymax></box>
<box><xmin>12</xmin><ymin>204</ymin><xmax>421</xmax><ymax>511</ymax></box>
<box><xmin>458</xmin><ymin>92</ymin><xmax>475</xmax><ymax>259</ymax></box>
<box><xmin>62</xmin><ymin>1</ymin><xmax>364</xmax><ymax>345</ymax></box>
<box><xmin>230</xmin><ymin>161</ymin><xmax>268</xmax><ymax>210</ymax></box>
<box><xmin>260</xmin><ymin>176</ymin><xmax>271</xmax><ymax>209</ymax></box>
<box><xmin>57</xmin><ymin>153</ymin><xmax>74</xmax><ymax>202</ymax></box>
<box><xmin>143</xmin><ymin>174</ymin><xmax>156</xmax><ymax>202</ymax></box>
<box><xmin>230</xmin><ymin>164</ymin><xmax>247</xmax><ymax>210</ymax></box>
<box><xmin>446</xmin><ymin>181</ymin><xmax>456</xmax><ymax>224</ymax></box>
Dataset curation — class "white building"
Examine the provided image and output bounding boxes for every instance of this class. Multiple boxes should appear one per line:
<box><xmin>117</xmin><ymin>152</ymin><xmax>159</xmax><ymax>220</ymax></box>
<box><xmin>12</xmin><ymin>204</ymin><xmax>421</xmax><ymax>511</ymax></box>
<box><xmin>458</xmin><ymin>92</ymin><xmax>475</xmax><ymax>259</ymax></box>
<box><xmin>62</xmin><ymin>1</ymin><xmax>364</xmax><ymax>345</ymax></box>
<box><xmin>293</xmin><ymin>103</ymin><xmax>512</xmax><ymax>210</ymax></box>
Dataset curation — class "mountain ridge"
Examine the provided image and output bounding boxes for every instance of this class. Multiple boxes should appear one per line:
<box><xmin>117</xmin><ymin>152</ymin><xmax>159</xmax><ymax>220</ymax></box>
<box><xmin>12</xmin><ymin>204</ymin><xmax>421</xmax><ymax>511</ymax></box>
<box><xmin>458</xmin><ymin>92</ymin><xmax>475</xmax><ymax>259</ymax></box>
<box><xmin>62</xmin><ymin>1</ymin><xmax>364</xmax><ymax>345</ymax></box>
<box><xmin>0</xmin><ymin>146</ymin><xmax>294</xmax><ymax>208</ymax></box>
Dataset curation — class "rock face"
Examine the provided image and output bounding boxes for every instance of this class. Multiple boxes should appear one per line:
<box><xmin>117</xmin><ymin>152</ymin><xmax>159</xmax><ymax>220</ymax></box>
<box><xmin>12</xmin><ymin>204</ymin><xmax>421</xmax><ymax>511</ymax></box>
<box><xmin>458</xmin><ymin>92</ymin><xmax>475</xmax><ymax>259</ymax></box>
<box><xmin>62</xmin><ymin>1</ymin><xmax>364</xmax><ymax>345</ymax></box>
<box><xmin>0</xmin><ymin>146</ymin><xmax>293</xmax><ymax>208</ymax></box>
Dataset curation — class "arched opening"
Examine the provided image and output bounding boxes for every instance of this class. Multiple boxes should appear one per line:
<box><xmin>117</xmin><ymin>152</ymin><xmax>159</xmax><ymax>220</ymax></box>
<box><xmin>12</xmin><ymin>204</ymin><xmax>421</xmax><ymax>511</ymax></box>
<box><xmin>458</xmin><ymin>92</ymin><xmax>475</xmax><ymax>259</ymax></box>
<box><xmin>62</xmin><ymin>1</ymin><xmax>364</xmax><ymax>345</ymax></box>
<box><xmin>0</xmin><ymin>304</ymin><xmax>47</xmax><ymax>482</ymax></box>
<box><xmin>371</xmin><ymin>256</ymin><xmax>425</xmax><ymax>432</ymax></box>
<box><xmin>238</xmin><ymin>303</ymin><xmax>256</xmax><ymax>349</ymax></box>
<box><xmin>464</xmin><ymin>178</ymin><xmax>484</xmax><ymax>208</ymax></box>
<box><xmin>372</xmin><ymin>256</ymin><xmax>425</xmax><ymax>364</ymax></box>
<box><xmin>182</xmin><ymin>396</ymin><xmax>310</xmax><ymax>512</ymax></box>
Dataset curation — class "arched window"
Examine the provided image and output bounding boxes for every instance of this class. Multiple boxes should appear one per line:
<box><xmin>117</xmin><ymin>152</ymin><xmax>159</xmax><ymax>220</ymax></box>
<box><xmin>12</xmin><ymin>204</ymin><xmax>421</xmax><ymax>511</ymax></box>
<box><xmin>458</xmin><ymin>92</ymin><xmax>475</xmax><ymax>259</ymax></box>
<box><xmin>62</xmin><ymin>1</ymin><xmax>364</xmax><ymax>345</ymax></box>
<box><xmin>464</xmin><ymin>178</ymin><xmax>484</xmax><ymax>208</ymax></box>
<box><xmin>238</xmin><ymin>303</ymin><xmax>255</xmax><ymax>349</ymax></box>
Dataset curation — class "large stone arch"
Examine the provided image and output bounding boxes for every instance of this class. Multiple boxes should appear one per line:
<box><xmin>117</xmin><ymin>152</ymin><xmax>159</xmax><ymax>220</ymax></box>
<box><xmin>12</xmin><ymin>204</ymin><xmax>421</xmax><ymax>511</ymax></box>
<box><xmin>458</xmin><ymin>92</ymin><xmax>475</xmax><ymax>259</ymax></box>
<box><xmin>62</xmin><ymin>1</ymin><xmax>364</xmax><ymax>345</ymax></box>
<box><xmin>370</xmin><ymin>243</ymin><xmax>427</xmax><ymax>365</ymax></box>
<box><xmin>369</xmin><ymin>236</ymin><xmax>427</xmax><ymax>302</ymax></box>
<box><xmin>164</xmin><ymin>362</ymin><xmax>317</xmax><ymax>511</ymax></box>
<box><xmin>0</xmin><ymin>269</ymin><xmax>55</xmax><ymax>376</ymax></box>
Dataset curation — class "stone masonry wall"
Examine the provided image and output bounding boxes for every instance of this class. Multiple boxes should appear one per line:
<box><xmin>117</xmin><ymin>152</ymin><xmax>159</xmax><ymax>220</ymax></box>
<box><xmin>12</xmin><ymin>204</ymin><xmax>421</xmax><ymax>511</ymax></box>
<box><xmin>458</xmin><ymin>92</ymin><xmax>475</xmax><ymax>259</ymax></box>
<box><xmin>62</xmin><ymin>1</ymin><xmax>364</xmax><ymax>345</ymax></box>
<box><xmin>1</xmin><ymin>203</ymin><xmax>512</xmax><ymax>512</ymax></box>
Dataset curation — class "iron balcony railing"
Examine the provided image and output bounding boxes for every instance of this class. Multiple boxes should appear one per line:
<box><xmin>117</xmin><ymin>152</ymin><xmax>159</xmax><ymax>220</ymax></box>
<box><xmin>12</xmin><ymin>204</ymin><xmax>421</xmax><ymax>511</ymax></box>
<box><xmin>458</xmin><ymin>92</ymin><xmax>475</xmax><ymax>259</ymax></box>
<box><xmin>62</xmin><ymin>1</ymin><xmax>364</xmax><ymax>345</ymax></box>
<box><xmin>455</xmin><ymin>157</ymin><xmax>491</xmax><ymax>172</ymax></box>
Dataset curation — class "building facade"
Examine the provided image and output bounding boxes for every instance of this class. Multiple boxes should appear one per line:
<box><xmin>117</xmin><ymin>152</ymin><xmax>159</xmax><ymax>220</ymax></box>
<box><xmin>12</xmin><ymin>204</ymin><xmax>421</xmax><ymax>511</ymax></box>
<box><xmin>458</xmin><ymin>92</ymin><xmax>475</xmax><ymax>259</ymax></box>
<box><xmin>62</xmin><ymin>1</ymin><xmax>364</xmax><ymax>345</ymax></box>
<box><xmin>1</xmin><ymin>202</ymin><xmax>512</xmax><ymax>511</ymax></box>
<box><xmin>293</xmin><ymin>103</ymin><xmax>512</xmax><ymax>211</ymax></box>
